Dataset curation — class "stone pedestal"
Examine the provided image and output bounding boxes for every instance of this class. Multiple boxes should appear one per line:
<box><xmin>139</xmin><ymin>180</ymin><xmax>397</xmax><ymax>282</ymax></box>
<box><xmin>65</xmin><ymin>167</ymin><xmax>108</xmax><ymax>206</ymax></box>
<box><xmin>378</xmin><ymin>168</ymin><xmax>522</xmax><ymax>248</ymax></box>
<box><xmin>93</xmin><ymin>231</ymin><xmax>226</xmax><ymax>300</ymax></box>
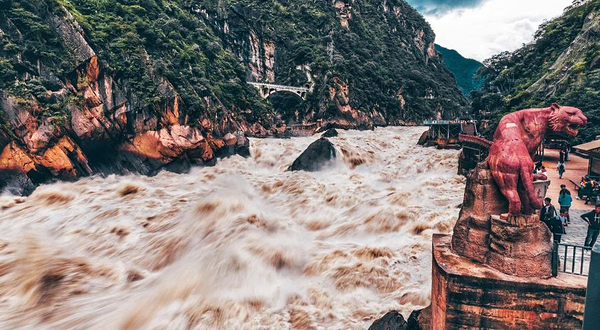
<box><xmin>533</xmin><ymin>179</ymin><xmax>551</xmax><ymax>201</ymax></box>
<box><xmin>451</xmin><ymin>162</ymin><xmax>507</xmax><ymax>264</ymax></box>
<box><xmin>433</xmin><ymin>234</ymin><xmax>587</xmax><ymax>330</ymax></box>
<box><xmin>488</xmin><ymin>215</ymin><xmax>553</xmax><ymax>278</ymax></box>
<box><xmin>451</xmin><ymin>162</ymin><xmax>553</xmax><ymax>278</ymax></box>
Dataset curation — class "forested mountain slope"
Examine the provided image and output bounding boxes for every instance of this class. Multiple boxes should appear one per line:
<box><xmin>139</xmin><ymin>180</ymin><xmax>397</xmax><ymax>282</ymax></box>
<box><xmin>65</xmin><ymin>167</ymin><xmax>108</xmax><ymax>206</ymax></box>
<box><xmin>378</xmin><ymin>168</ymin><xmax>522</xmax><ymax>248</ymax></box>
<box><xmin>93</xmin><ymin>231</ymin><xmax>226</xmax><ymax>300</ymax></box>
<box><xmin>435</xmin><ymin>44</ymin><xmax>483</xmax><ymax>99</ymax></box>
<box><xmin>472</xmin><ymin>0</ymin><xmax>600</xmax><ymax>143</ymax></box>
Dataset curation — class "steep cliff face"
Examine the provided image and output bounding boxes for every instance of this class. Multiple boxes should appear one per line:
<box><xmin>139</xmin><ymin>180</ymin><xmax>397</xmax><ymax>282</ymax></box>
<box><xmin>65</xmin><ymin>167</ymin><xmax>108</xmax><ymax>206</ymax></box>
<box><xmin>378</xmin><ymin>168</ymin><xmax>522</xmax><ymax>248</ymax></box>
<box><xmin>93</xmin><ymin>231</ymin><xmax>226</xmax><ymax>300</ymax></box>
<box><xmin>0</xmin><ymin>0</ymin><xmax>273</xmax><ymax>193</ymax></box>
<box><xmin>435</xmin><ymin>45</ymin><xmax>483</xmax><ymax>99</ymax></box>
<box><xmin>0</xmin><ymin>0</ymin><xmax>466</xmax><ymax>193</ymax></box>
<box><xmin>473</xmin><ymin>0</ymin><xmax>600</xmax><ymax>143</ymax></box>
<box><xmin>196</xmin><ymin>0</ymin><xmax>467</xmax><ymax>127</ymax></box>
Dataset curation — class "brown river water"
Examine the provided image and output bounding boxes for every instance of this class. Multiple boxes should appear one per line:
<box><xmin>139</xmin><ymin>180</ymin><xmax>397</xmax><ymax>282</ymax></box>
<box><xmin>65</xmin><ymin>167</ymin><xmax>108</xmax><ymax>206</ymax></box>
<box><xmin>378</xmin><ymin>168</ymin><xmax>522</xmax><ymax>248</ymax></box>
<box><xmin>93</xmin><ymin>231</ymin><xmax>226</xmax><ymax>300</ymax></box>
<box><xmin>0</xmin><ymin>127</ymin><xmax>464</xmax><ymax>330</ymax></box>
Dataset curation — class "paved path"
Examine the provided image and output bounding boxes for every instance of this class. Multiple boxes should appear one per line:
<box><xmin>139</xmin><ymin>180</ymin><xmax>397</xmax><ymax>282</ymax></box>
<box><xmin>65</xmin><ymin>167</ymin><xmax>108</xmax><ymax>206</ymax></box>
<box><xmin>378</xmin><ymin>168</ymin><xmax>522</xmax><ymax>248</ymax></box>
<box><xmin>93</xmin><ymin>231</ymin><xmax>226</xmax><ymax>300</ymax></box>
<box><xmin>542</xmin><ymin>148</ymin><xmax>593</xmax><ymax>211</ymax></box>
<box><xmin>542</xmin><ymin>149</ymin><xmax>593</xmax><ymax>253</ymax></box>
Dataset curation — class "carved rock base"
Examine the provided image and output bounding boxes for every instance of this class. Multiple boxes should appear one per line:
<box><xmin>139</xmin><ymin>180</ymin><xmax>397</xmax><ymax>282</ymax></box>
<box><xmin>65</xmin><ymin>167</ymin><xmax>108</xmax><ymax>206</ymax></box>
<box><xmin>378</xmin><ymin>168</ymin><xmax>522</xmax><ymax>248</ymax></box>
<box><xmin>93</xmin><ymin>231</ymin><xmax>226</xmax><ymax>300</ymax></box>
<box><xmin>488</xmin><ymin>215</ymin><xmax>553</xmax><ymax>278</ymax></box>
<box><xmin>451</xmin><ymin>214</ymin><xmax>490</xmax><ymax>264</ymax></box>
<box><xmin>451</xmin><ymin>162</ymin><xmax>553</xmax><ymax>278</ymax></box>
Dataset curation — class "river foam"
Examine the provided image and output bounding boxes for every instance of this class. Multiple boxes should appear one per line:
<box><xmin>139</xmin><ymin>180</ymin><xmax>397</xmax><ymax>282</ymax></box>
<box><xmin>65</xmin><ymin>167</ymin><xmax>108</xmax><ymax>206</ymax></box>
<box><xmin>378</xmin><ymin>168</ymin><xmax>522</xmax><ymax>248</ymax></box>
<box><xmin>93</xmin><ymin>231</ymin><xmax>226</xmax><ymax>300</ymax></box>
<box><xmin>0</xmin><ymin>127</ymin><xmax>463</xmax><ymax>329</ymax></box>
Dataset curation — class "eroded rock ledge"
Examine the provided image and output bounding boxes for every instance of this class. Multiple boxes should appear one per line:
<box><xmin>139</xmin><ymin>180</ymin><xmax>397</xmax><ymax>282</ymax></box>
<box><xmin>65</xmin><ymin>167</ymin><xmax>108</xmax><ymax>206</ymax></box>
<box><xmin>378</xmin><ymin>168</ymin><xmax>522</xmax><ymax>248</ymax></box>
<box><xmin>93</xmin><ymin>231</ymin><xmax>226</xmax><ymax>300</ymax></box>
<box><xmin>0</xmin><ymin>53</ymin><xmax>259</xmax><ymax>195</ymax></box>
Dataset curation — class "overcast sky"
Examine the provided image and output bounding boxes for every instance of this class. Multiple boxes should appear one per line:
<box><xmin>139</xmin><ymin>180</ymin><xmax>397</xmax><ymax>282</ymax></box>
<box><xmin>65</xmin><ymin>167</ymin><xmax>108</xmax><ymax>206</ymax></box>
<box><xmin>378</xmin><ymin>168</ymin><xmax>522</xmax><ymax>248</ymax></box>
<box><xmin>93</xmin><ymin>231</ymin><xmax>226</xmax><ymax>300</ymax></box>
<box><xmin>405</xmin><ymin>0</ymin><xmax>574</xmax><ymax>61</ymax></box>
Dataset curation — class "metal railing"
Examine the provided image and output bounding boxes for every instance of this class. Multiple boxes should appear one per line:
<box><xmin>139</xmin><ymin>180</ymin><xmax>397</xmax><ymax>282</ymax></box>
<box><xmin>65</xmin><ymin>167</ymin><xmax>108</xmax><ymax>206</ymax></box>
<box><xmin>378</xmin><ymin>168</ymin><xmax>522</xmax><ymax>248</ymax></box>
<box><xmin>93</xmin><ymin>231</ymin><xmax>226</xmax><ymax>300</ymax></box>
<box><xmin>552</xmin><ymin>241</ymin><xmax>592</xmax><ymax>276</ymax></box>
<box><xmin>422</xmin><ymin>119</ymin><xmax>461</xmax><ymax>125</ymax></box>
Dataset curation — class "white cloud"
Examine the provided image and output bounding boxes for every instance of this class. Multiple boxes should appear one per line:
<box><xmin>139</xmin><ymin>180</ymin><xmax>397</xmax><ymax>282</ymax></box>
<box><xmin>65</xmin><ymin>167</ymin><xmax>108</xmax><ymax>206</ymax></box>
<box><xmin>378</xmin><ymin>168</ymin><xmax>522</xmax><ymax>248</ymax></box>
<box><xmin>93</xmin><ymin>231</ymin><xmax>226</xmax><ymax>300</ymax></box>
<box><xmin>424</xmin><ymin>0</ymin><xmax>573</xmax><ymax>61</ymax></box>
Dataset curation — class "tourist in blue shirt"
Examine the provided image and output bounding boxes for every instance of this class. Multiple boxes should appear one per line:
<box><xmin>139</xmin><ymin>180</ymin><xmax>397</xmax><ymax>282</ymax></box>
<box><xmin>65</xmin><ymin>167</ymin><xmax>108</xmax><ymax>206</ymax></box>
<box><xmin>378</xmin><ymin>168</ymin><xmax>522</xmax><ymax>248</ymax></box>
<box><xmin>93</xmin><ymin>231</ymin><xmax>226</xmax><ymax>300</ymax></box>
<box><xmin>558</xmin><ymin>184</ymin><xmax>572</xmax><ymax>224</ymax></box>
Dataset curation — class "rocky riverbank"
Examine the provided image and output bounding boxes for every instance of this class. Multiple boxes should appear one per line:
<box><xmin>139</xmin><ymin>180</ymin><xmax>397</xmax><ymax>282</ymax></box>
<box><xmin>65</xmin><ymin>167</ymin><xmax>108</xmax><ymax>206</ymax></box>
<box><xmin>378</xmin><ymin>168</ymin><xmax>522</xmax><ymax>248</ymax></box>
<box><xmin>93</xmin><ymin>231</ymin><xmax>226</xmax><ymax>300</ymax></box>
<box><xmin>368</xmin><ymin>306</ymin><xmax>431</xmax><ymax>330</ymax></box>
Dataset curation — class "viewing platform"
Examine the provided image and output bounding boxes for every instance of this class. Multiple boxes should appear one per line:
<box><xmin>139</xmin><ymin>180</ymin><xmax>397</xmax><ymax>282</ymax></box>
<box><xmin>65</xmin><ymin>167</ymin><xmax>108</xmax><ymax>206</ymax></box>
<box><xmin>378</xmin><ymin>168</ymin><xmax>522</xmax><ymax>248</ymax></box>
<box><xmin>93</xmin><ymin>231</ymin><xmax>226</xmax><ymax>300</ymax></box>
<box><xmin>432</xmin><ymin>234</ymin><xmax>587</xmax><ymax>329</ymax></box>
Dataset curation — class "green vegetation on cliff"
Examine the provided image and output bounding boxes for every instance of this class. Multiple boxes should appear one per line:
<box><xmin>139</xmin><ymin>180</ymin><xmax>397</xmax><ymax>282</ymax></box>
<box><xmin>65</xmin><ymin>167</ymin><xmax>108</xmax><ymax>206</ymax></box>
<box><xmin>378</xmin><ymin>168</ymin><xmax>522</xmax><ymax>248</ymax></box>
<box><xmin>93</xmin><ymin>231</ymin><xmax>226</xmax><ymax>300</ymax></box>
<box><xmin>199</xmin><ymin>0</ymin><xmax>467</xmax><ymax>123</ymax></box>
<box><xmin>472</xmin><ymin>0</ymin><xmax>600</xmax><ymax>143</ymax></box>
<box><xmin>0</xmin><ymin>0</ymin><xmax>272</xmax><ymax>130</ymax></box>
<box><xmin>1</xmin><ymin>0</ymin><xmax>467</xmax><ymax>137</ymax></box>
<box><xmin>435</xmin><ymin>44</ymin><xmax>483</xmax><ymax>99</ymax></box>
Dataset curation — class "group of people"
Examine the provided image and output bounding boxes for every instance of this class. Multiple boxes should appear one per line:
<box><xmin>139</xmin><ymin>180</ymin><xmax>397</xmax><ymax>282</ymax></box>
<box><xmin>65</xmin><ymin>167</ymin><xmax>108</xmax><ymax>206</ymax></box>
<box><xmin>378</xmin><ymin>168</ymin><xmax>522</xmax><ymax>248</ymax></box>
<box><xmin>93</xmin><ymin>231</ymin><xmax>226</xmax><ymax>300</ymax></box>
<box><xmin>531</xmin><ymin>147</ymin><xmax>600</xmax><ymax>247</ymax></box>
<box><xmin>540</xmin><ymin>186</ymin><xmax>572</xmax><ymax>244</ymax></box>
<box><xmin>540</xmin><ymin>185</ymin><xmax>600</xmax><ymax>247</ymax></box>
<box><xmin>559</xmin><ymin>145</ymin><xmax>571</xmax><ymax>163</ymax></box>
<box><xmin>577</xmin><ymin>176</ymin><xmax>600</xmax><ymax>205</ymax></box>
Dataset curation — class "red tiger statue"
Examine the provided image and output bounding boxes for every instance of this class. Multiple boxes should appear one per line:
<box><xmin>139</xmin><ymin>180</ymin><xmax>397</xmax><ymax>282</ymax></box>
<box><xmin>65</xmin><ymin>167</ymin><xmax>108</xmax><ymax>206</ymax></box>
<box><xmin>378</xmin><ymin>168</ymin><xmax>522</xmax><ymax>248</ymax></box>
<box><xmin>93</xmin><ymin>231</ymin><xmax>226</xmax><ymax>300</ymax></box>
<box><xmin>488</xmin><ymin>104</ymin><xmax>587</xmax><ymax>215</ymax></box>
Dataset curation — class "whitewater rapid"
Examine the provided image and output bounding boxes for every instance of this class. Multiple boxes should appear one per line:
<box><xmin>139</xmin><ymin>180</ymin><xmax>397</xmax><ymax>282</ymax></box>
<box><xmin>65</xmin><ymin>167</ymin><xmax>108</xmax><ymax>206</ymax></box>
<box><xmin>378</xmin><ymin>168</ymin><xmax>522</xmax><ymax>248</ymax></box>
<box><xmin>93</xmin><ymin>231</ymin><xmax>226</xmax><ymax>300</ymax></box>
<box><xmin>0</xmin><ymin>127</ymin><xmax>464</xmax><ymax>330</ymax></box>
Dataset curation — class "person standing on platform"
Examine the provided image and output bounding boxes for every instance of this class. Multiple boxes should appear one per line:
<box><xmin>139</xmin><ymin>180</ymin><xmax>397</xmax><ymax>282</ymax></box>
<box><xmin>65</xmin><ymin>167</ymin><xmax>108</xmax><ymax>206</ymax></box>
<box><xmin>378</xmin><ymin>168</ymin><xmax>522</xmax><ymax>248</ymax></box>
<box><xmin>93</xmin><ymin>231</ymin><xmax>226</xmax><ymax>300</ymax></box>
<box><xmin>557</xmin><ymin>161</ymin><xmax>566</xmax><ymax>179</ymax></box>
<box><xmin>559</xmin><ymin>149</ymin><xmax>565</xmax><ymax>163</ymax></box>
<box><xmin>558</xmin><ymin>184</ymin><xmax>572</xmax><ymax>224</ymax></box>
<box><xmin>565</xmin><ymin>146</ymin><xmax>570</xmax><ymax>162</ymax></box>
<box><xmin>557</xmin><ymin>209</ymin><xmax>569</xmax><ymax>227</ymax></box>
<box><xmin>582</xmin><ymin>204</ymin><xmax>600</xmax><ymax>248</ymax></box>
<box><xmin>549</xmin><ymin>211</ymin><xmax>566</xmax><ymax>243</ymax></box>
<box><xmin>540</xmin><ymin>197</ymin><xmax>557</xmax><ymax>225</ymax></box>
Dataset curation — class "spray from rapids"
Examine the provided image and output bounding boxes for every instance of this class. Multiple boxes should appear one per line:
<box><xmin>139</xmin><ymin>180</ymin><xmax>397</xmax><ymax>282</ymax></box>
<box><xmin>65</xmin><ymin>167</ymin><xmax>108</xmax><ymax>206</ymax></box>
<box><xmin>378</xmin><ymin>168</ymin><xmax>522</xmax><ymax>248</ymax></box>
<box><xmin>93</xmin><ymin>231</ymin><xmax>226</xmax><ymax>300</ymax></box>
<box><xmin>0</xmin><ymin>127</ymin><xmax>464</xmax><ymax>329</ymax></box>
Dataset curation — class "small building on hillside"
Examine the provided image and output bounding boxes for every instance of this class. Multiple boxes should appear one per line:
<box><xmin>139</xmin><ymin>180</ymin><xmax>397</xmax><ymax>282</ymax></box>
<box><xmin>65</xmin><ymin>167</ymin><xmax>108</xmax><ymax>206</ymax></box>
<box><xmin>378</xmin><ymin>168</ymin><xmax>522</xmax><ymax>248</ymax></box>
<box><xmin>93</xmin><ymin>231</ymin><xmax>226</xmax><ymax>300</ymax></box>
<box><xmin>573</xmin><ymin>139</ymin><xmax>600</xmax><ymax>178</ymax></box>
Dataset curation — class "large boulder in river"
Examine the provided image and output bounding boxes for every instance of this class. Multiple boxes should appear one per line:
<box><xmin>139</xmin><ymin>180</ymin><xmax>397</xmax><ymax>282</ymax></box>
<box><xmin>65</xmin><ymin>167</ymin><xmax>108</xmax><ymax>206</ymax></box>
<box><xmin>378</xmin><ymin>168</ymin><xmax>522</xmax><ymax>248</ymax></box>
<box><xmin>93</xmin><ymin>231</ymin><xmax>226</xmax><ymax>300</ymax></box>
<box><xmin>368</xmin><ymin>311</ymin><xmax>407</xmax><ymax>330</ymax></box>
<box><xmin>368</xmin><ymin>307</ymin><xmax>430</xmax><ymax>330</ymax></box>
<box><xmin>288</xmin><ymin>137</ymin><xmax>336</xmax><ymax>172</ymax></box>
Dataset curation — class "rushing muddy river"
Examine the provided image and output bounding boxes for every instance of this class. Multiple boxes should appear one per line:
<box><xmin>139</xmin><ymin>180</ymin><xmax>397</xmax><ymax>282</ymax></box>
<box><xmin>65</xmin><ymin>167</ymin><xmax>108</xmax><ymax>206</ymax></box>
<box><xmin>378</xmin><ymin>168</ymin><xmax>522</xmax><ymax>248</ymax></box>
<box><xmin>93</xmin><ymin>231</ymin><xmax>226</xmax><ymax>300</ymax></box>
<box><xmin>0</xmin><ymin>127</ymin><xmax>464</xmax><ymax>330</ymax></box>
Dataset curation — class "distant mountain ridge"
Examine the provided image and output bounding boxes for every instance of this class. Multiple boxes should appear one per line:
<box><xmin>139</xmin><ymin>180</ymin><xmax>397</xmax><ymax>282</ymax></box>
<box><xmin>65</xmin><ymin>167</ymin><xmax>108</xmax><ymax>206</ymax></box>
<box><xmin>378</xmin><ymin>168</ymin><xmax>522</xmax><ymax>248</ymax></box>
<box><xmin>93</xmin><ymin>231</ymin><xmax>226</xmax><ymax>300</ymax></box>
<box><xmin>435</xmin><ymin>44</ymin><xmax>483</xmax><ymax>99</ymax></box>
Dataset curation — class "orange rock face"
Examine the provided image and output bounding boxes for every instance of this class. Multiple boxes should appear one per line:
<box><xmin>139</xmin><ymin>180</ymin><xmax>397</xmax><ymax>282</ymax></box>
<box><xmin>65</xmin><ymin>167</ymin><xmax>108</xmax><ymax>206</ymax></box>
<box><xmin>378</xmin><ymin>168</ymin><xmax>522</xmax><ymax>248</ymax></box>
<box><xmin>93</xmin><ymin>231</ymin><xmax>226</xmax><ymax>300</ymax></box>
<box><xmin>0</xmin><ymin>143</ymin><xmax>36</xmax><ymax>173</ymax></box>
<box><xmin>1</xmin><ymin>54</ymin><xmax>252</xmax><ymax>192</ymax></box>
<box><xmin>0</xmin><ymin>137</ymin><xmax>90</xmax><ymax>178</ymax></box>
<box><xmin>325</xmin><ymin>77</ymin><xmax>388</xmax><ymax>129</ymax></box>
<box><xmin>224</xmin><ymin>133</ymin><xmax>237</xmax><ymax>146</ymax></box>
<box><xmin>121</xmin><ymin>125</ymin><xmax>216</xmax><ymax>164</ymax></box>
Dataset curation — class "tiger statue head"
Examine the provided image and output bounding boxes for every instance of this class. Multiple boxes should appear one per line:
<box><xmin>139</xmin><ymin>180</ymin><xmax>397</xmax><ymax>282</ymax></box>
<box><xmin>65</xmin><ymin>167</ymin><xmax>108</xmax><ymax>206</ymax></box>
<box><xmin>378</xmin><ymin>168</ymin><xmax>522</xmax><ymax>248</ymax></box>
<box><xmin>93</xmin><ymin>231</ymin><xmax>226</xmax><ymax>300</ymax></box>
<box><xmin>548</xmin><ymin>103</ymin><xmax>587</xmax><ymax>137</ymax></box>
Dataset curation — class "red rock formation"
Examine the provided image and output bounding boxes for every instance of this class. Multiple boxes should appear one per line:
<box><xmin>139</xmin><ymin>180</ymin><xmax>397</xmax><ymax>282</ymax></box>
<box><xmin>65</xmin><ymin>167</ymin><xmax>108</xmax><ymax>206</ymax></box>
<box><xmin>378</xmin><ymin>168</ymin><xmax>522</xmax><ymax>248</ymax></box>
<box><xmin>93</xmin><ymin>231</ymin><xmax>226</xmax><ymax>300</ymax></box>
<box><xmin>322</xmin><ymin>77</ymin><xmax>389</xmax><ymax>130</ymax></box>
<box><xmin>0</xmin><ymin>136</ymin><xmax>90</xmax><ymax>178</ymax></box>
<box><xmin>0</xmin><ymin>52</ymin><xmax>257</xmax><ymax>193</ymax></box>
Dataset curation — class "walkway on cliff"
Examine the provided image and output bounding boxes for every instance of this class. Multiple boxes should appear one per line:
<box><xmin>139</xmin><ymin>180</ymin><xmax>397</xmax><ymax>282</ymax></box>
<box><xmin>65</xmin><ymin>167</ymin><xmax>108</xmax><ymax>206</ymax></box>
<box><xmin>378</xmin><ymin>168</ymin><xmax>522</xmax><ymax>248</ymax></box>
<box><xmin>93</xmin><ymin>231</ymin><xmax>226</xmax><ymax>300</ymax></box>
<box><xmin>247</xmin><ymin>82</ymin><xmax>311</xmax><ymax>99</ymax></box>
